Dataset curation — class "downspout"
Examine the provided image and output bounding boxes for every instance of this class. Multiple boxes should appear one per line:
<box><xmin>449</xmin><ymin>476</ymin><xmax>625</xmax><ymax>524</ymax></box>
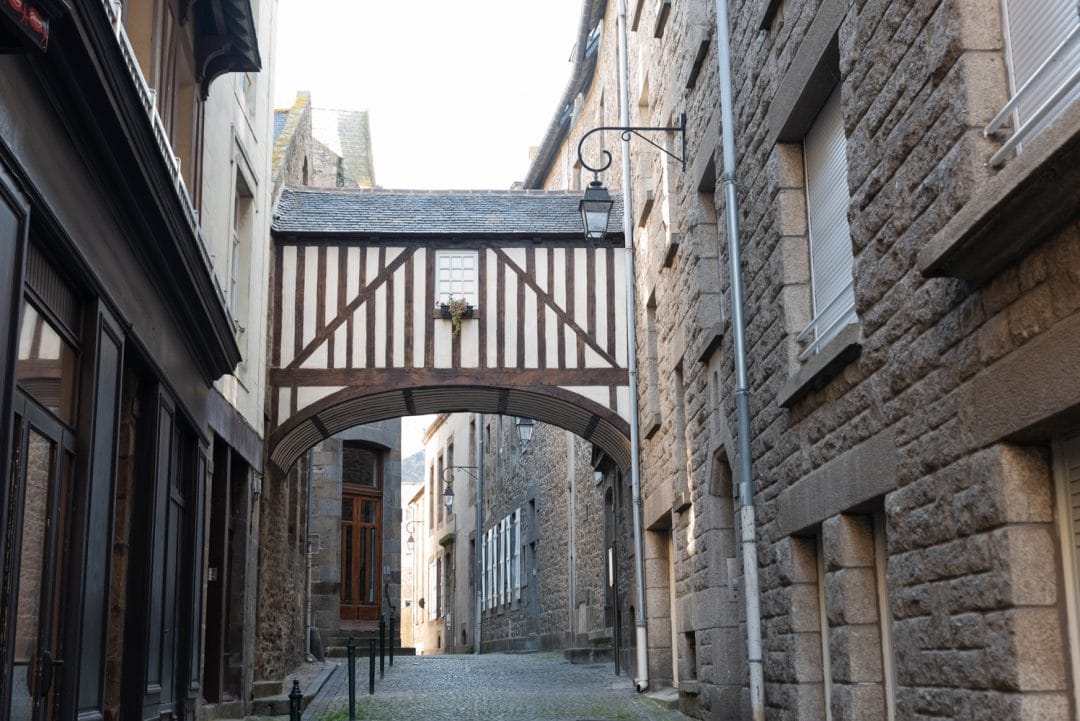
<box><xmin>714</xmin><ymin>1</ymin><xmax>765</xmax><ymax>718</ymax></box>
<box><xmin>616</xmin><ymin>0</ymin><xmax>649</xmax><ymax>693</ymax></box>
<box><xmin>474</xmin><ymin>413</ymin><xmax>484</xmax><ymax>654</ymax></box>
<box><xmin>305</xmin><ymin>449</ymin><xmax>315</xmax><ymax>659</ymax></box>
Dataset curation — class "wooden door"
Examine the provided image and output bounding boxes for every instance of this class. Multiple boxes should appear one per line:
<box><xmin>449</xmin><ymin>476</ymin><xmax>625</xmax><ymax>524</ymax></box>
<box><xmin>2</xmin><ymin>392</ymin><xmax>75</xmax><ymax>721</ymax></box>
<box><xmin>340</xmin><ymin>490</ymin><xmax>382</xmax><ymax>621</ymax></box>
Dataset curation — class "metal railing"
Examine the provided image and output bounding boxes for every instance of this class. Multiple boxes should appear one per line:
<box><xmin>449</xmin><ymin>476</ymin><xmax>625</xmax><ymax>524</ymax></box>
<box><xmin>797</xmin><ymin>280</ymin><xmax>856</xmax><ymax>361</ymax></box>
<box><xmin>986</xmin><ymin>23</ymin><xmax>1080</xmax><ymax>167</ymax></box>
<box><xmin>100</xmin><ymin>1</ymin><xmax>232</xmax><ymax>321</ymax></box>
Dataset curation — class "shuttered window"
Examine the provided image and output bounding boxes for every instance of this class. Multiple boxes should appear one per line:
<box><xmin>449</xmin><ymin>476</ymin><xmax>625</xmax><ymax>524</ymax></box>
<box><xmin>513</xmin><ymin>509</ymin><xmax>522</xmax><ymax>601</ymax></box>
<box><xmin>801</xmin><ymin>87</ymin><xmax>856</xmax><ymax>358</ymax></box>
<box><xmin>1002</xmin><ymin>0</ymin><xmax>1080</xmax><ymax>146</ymax></box>
<box><xmin>428</xmin><ymin>560</ymin><xmax>438</xmax><ymax>620</ymax></box>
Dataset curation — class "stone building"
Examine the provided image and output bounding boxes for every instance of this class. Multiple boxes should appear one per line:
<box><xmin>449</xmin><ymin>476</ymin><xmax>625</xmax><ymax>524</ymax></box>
<box><xmin>272</xmin><ymin>90</ymin><xmax>377</xmax><ymax>196</ymax></box>
<box><xmin>410</xmin><ymin>412</ymin><xmax>635</xmax><ymax>660</ymax></box>
<box><xmin>528</xmin><ymin>0</ymin><xmax>1080</xmax><ymax>720</ymax></box>
<box><xmin>0</xmin><ymin>1</ymin><xmax>276</xmax><ymax>719</ymax></box>
<box><xmin>305</xmin><ymin>422</ymin><xmax>403</xmax><ymax>654</ymax></box>
<box><xmin>254</xmin><ymin>91</ymin><xmax>403</xmax><ymax>677</ymax></box>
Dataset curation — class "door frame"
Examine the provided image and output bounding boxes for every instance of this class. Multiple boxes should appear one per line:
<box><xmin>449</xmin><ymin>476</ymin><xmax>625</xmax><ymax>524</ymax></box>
<box><xmin>340</xmin><ymin>485</ymin><xmax>383</xmax><ymax>621</ymax></box>
<box><xmin>3</xmin><ymin>390</ymin><xmax>77</xmax><ymax>721</ymax></box>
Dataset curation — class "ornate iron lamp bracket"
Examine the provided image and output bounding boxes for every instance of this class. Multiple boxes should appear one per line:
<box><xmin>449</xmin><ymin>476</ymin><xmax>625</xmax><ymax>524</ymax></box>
<box><xmin>576</xmin><ymin>112</ymin><xmax>688</xmax><ymax>175</ymax></box>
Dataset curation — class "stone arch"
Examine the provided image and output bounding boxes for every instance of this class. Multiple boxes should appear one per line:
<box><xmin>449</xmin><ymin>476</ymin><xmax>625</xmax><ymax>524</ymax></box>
<box><xmin>268</xmin><ymin>382</ymin><xmax>631</xmax><ymax>475</ymax></box>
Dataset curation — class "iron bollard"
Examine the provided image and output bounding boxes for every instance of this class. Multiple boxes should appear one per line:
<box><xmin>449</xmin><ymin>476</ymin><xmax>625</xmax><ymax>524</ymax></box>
<box><xmin>368</xmin><ymin>638</ymin><xmax>376</xmax><ymax>695</ymax></box>
<box><xmin>289</xmin><ymin>679</ymin><xmax>302</xmax><ymax>721</ymax></box>
<box><xmin>389</xmin><ymin>615</ymin><xmax>394</xmax><ymax>667</ymax></box>
<box><xmin>347</xmin><ymin>636</ymin><xmax>356</xmax><ymax>721</ymax></box>
<box><xmin>379</xmin><ymin>614</ymin><xmax>386</xmax><ymax>679</ymax></box>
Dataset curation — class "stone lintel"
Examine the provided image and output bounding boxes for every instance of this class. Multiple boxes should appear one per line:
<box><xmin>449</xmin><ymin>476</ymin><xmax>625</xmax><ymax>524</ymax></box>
<box><xmin>766</xmin><ymin>0</ymin><xmax>846</xmax><ymax>146</ymax></box>
<box><xmin>645</xmin><ymin>482</ymin><xmax>674</xmax><ymax>530</ymax></box>
<box><xmin>776</xmin><ymin>427</ymin><xmax>898</xmax><ymax>538</ymax></box>
<box><xmin>968</xmin><ymin>310</ymin><xmax>1080</xmax><ymax>447</ymax></box>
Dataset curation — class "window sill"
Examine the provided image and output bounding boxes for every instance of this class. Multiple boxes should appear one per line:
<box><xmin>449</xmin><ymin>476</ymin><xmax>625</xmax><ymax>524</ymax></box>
<box><xmin>776</xmin><ymin>323</ymin><xmax>862</xmax><ymax>408</ymax></box>
<box><xmin>918</xmin><ymin>102</ymin><xmax>1080</xmax><ymax>286</ymax></box>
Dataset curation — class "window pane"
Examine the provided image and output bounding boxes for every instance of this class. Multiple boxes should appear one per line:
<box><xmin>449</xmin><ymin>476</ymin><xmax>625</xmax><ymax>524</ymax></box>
<box><xmin>343</xmin><ymin>526</ymin><xmax>353</xmax><ymax>602</ymax></box>
<box><xmin>17</xmin><ymin>302</ymin><xmax>78</xmax><ymax>426</ymax></box>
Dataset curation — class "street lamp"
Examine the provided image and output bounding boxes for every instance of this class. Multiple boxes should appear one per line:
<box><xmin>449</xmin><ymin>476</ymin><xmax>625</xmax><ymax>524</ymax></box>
<box><xmin>405</xmin><ymin>521</ymin><xmax>416</xmax><ymax>554</ymax></box>
<box><xmin>580</xmin><ymin>180</ymin><xmax>614</xmax><ymax>241</ymax></box>
<box><xmin>575</xmin><ymin>113</ymin><xmax>687</xmax><ymax>241</ymax></box>
<box><xmin>514</xmin><ymin>417</ymin><xmax>535</xmax><ymax>449</ymax></box>
<box><xmin>576</xmin><ymin>109</ymin><xmax>688</xmax><ymax>691</ymax></box>
<box><xmin>441</xmin><ymin>466</ymin><xmax>479</xmax><ymax>511</ymax></box>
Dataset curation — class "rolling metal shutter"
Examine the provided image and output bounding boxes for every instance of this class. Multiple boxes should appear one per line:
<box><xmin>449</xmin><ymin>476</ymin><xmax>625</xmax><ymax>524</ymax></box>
<box><xmin>1002</xmin><ymin>0</ymin><xmax>1080</xmax><ymax>142</ymax></box>
<box><xmin>803</xmin><ymin>87</ymin><xmax>856</xmax><ymax>355</ymax></box>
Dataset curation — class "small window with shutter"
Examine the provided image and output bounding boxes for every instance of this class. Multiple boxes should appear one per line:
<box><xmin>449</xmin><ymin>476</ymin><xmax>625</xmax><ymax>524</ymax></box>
<box><xmin>800</xmin><ymin>87</ymin><xmax>856</xmax><ymax>359</ymax></box>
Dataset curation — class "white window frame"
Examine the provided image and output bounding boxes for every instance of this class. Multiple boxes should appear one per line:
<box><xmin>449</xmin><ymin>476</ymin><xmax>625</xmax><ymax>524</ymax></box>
<box><xmin>435</xmin><ymin>250</ymin><xmax>479</xmax><ymax>306</ymax></box>
<box><xmin>798</xmin><ymin>86</ymin><xmax>856</xmax><ymax>360</ymax></box>
<box><xmin>513</xmin><ymin>509</ymin><xmax>522</xmax><ymax>601</ymax></box>
<box><xmin>428</xmin><ymin>559</ymin><xmax>438</xmax><ymax>621</ymax></box>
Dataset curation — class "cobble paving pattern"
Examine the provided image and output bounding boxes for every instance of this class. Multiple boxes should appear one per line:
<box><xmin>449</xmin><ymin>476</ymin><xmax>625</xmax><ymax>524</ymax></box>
<box><xmin>302</xmin><ymin>653</ymin><xmax>694</xmax><ymax>721</ymax></box>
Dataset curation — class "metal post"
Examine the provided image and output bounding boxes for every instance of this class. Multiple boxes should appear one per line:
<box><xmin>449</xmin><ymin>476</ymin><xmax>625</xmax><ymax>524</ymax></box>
<box><xmin>474</xmin><ymin>412</ymin><xmax>484</xmax><ymax>655</ymax></box>
<box><xmin>289</xmin><ymin>680</ymin><xmax>302</xmax><ymax>721</ymax></box>
<box><xmin>713</xmin><ymin>1</ymin><xmax>764</xmax><ymax>719</ymax></box>
<box><xmin>379</xmin><ymin>614</ymin><xmax>386</xmax><ymax>679</ymax></box>
<box><xmin>368</xmin><ymin>639</ymin><xmax>376</xmax><ymax>695</ymax></box>
<box><xmin>347</xmin><ymin>636</ymin><xmax>356</xmax><ymax>721</ymax></box>
<box><xmin>389</xmin><ymin>613</ymin><xmax>395</xmax><ymax>667</ymax></box>
<box><xmin>616</xmin><ymin>0</ymin><xmax>649</xmax><ymax>692</ymax></box>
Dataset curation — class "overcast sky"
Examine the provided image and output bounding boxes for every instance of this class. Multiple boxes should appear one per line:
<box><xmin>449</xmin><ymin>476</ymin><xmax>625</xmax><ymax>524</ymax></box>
<box><xmin>273</xmin><ymin>0</ymin><xmax>583</xmax><ymax>191</ymax></box>
<box><xmin>273</xmin><ymin>0</ymin><xmax>584</xmax><ymax>454</ymax></box>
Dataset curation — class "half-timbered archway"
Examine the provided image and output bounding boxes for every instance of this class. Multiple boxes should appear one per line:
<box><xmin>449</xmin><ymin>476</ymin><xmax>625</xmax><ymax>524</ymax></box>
<box><xmin>268</xmin><ymin>188</ymin><xmax>631</xmax><ymax>472</ymax></box>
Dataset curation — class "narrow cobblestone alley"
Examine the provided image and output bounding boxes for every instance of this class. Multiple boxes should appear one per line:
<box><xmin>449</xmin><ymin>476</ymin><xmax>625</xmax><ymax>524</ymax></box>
<box><xmin>300</xmin><ymin>654</ymin><xmax>693</xmax><ymax>721</ymax></box>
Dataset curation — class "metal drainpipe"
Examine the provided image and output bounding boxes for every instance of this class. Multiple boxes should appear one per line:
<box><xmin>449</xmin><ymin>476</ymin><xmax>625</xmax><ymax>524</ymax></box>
<box><xmin>714</xmin><ymin>0</ymin><xmax>765</xmax><ymax>718</ymax></box>
<box><xmin>305</xmin><ymin>449</ymin><xmax>315</xmax><ymax>659</ymax></box>
<box><xmin>474</xmin><ymin>412</ymin><xmax>484</xmax><ymax>654</ymax></box>
<box><xmin>616</xmin><ymin>0</ymin><xmax>649</xmax><ymax>693</ymax></box>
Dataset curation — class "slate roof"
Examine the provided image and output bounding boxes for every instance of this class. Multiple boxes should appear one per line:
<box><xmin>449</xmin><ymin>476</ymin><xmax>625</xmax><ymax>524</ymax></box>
<box><xmin>272</xmin><ymin>187</ymin><xmax>625</xmax><ymax>237</ymax></box>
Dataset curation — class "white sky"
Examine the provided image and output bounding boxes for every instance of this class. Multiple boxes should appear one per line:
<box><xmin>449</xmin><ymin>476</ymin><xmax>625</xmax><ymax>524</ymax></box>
<box><xmin>273</xmin><ymin>0</ymin><xmax>584</xmax><ymax>190</ymax></box>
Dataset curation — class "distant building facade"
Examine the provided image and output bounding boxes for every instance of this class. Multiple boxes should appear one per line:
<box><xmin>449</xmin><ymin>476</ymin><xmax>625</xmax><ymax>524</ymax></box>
<box><xmin>410</xmin><ymin>412</ymin><xmax>634</xmax><ymax>660</ymax></box>
<box><xmin>306</xmin><ymin>422</ymin><xmax>403</xmax><ymax>654</ymax></box>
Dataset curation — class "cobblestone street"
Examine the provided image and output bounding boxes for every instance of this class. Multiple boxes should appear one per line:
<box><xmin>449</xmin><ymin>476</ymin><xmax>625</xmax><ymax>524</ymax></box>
<box><xmin>301</xmin><ymin>654</ymin><xmax>693</xmax><ymax>721</ymax></box>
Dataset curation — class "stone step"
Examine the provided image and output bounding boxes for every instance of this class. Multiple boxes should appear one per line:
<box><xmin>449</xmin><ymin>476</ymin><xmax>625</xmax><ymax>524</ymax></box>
<box><xmin>564</xmin><ymin>646</ymin><xmax>613</xmax><ymax>664</ymax></box>
<box><xmin>251</xmin><ymin>680</ymin><xmax>281</xmax><ymax>699</ymax></box>
<box><xmin>326</xmin><ymin>645</ymin><xmax>416</xmax><ymax>658</ymax></box>
<box><xmin>645</xmin><ymin>687</ymin><xmax>680</xmax><ymax>709</ymax></box>
<box><xmin>248</xmin><ymin>663</ymin><xmax>338</xmax><ymax>717</ymax></box>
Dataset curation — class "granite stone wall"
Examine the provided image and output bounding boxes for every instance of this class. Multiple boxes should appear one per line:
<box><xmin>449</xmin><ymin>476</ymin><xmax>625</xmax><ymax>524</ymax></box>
<box><xmin>415</xmin><ymin>414</ymin><xmax>620</xmax><ymax>655</ymax></box>
<box><xmin>534</xmin><ymin>0</ymin><xmax>1080</xmax><ymax>719</ymax></box>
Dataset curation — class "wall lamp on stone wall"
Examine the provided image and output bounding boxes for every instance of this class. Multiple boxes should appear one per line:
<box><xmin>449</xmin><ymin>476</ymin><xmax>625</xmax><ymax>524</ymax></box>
<box><xmin>576</xmin><ymin>113</ymin><xmax>688</xmax><ymax>241</ymax></box>
<box><xmin>514</xmin><ymin>417</ymin><xmax>535</xmax><ymax>450</ymax></box>
<box><xmin>405</xmin><ymin>520</ymin><xmax>417</xmax><ymax>553</ymax></box>
<box><xmin>442</xmin><ymin>465</ymin><xmax>480</xmax><ymax>509</ymax></box>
